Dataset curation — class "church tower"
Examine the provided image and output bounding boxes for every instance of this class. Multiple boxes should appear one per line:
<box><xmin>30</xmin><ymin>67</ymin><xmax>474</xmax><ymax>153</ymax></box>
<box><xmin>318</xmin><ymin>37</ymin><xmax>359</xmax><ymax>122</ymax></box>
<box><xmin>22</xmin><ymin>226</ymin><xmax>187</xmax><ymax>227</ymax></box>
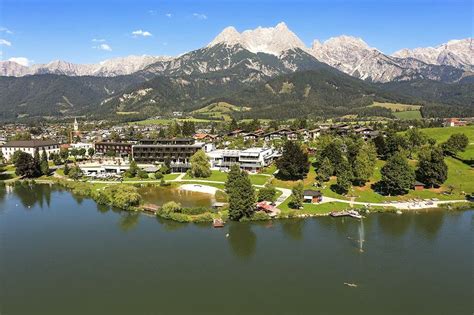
<box><xmin>73</xmin><ymin>117</ymin><xmax>79</xmax><ymax>132</ymax></box>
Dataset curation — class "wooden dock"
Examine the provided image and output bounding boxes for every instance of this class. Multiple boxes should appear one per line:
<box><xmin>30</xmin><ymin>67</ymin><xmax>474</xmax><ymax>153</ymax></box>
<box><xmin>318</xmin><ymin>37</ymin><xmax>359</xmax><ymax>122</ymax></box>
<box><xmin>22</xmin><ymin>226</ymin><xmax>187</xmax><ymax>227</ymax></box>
<box><xmin>142</xmin><ymin>204</ymin><xmax>160</xmax><ymax>214</ymax></box>
<box><xmin>330</xmin><ymin>210</ymin><xmax>362</xmax><ymax>219</ymax></box>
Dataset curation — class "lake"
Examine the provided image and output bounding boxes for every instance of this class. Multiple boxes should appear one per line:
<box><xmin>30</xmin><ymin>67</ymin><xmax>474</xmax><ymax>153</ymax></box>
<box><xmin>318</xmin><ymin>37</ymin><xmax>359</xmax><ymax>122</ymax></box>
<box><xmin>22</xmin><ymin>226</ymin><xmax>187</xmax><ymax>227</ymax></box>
<box><xmin>0</xmin><ymin>183</ymin><xmax>472</xmax><ymax>315</ymax></box>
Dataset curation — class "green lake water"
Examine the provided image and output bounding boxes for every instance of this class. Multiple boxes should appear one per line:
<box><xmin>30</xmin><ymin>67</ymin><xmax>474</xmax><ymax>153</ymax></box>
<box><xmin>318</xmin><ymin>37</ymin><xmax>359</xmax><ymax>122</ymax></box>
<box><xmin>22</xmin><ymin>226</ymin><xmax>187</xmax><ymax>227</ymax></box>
<box><xmin>0</xmin><ymin>183</ymin><xmax>472</xmax><ymax>315</ymax></box>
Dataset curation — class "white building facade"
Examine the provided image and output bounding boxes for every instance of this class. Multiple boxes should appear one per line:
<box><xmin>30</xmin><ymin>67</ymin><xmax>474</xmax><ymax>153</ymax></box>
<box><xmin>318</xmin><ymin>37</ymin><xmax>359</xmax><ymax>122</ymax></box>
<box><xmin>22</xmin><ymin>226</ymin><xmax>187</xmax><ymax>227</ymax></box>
<box><xmin>1</xmin><ymin>140</ymin><xmax>60</xmax><ymax>162</ymax></box>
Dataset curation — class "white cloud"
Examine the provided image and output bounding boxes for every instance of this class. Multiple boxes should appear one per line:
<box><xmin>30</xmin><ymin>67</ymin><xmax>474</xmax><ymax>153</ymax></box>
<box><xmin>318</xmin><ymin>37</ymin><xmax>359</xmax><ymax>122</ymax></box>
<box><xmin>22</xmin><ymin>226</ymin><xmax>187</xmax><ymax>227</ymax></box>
<box><xmin>0</xmin><ymin>27</ymin><xmax>13</xmax><ymax>34</ymax></box>
<box><xmin>165</xmin><ymin>13</ymin><xmax>172</xmax><ymax>18</ymax></box>
<box><xmin>132</xmin><ymin>29</ymin><xmax>153</xmax><ymax>37</ymax></box>
<box><xmin>93</xmin><ymin>43</ymin><xmax>112</xmax><ymax>51</ymax></box>
<box><xmin>92</xmin><ymin>38</ymin><xmax>106</xmax><ymax>42</ymax></box>
<box><xmin>8</xmin><ymin>57</ymin><xmax>31</xmax><ymax>66</ymax></box>
<box><xmin>193</xmin><ymin>13</ymin><xmax>207</xmax><ymax>20</ymax></box>
<box><xmin>0</xmin><ymin>39</ymin><xmax>12</xmax><ymax>46</ymax></box>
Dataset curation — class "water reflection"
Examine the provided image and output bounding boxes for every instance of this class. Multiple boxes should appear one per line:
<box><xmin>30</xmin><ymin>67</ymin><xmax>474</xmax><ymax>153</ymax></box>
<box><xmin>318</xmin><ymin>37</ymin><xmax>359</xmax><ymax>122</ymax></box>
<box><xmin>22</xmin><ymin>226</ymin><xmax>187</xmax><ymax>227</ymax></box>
<box><xmin>378</xmin><ymin>213</ymin><xmax>413</xmax><ymax>237</ymax></box>
<box><xmin>227</xmin><ymin>222</ymin><xmax>256</xmax><ymax>259</ymax></box>
<box><xmin>413</xmin><ymin>211</ymin><xmax>445</xmax><ymax>239</ymax></box>
<box><xmin>118</xmin><ymin>212</ymin><xmax>140</xmax><ymax>232</ymax></box>
<box><xmin>357</xmin><ymin>219</ymin><xmax>365</xmax><ymax>253</ymax></box>
<box><xmin>281</xmin><ymin>218</ymin><xmax>305</xmax><ymax>241</ymax></box>
<box><xmin>96</xmin><ymin>203</ymin><xmax>110</xmax><ymax>214</ymax></box>
<box><xmin>155</xmin><ymin>216</ymin><xmax>188</xmax><ymax>232</ymax></box>
<box><xmin>10</xmin><ymin>182</ymin><xmax>52</xmax><ymax>209</ymax></box>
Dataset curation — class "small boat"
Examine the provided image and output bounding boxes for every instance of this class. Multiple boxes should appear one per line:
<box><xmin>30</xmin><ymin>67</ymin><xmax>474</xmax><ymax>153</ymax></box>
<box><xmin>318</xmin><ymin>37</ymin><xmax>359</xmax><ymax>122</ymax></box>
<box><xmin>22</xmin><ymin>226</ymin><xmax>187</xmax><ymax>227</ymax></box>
<box><xmin>213</xmin><ymin>218</ymin><xmax>224</xmax><ymax>228</ymax></box>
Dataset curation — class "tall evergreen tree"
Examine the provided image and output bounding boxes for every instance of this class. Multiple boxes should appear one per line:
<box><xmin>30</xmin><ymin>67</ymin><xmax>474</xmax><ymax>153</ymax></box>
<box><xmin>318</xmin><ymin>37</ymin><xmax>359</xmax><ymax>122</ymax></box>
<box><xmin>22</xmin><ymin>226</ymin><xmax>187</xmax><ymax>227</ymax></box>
<box><xmin>316</xmin><ymin>157</ymin><xmax>333</xmax><ymax>182</ymax></box>
<box><xmin>336</xmin><ymin>158</ymin><xmax>353</xmax><ymax>194</ymax></box>
<box><xmin>40</xmin><ymin>148</ymin><xmax>50</xmax><ymax>176</ymax></box>
<box><xmin>32</xmin><ymin>148</ymin><xmax>42</xmax><ymax>177</ymax></box>
<box><xmin>228</xmin><ymin>118</ymin><xmax>238</xmax><ymax>132</ymax></box>
<box><xmin>289</xmin><ymin>181</ymin><xmax>304</xmax><ymax>209</ymax></box>
<box><xmin>227</xmin><ymin>168</ymin><xmax>255</xmax><ymax>221</ymax></box>
<box><xmin>380</xmin><ymin>152</ymin><xmax>415</xmax><ymax>195</ymax></box>
<box><xmin>416</xmin><ymin>147</ymin><xmax>448</xmax><ymax>187</ymax></box>
<box><xmin>353</xmin><ymin>142</ymin><xmax>377</xmax><ymax>186</ymax></box>
<box><xmin>276</xmin><ymin>141</ymin><xmax>310</xmax><ymax>180</ymax></box>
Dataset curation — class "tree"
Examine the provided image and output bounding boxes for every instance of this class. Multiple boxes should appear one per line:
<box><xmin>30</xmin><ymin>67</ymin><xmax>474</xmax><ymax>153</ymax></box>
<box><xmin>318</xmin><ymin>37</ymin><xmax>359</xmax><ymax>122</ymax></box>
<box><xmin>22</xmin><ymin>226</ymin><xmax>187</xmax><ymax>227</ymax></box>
<box><xmin>416</xmin><ymin>147</ymin><xmax>448</xmax><ymax>187</ymax></box>
<box><xmin>11</xmin><ymin>150</ymin><xmax>23</xmax><ymax>165</ymax></box>
<box><xmin>276</xmin><ymin>141</ymin><xmax>310</xmax><ymax>180</ymax></box>
<box><xmin>257</xmin><ymin>184</ymin><xmax>277</xmax><ymax>202</ymax></box>
<box><xmin>406</xmin><ymin>128</ymin><xmax>427</xmax><ymax>156</ymax></box>
<box><xmin>70</xmin><ymin>148</ymin><xmax>79</xmax><ymax>159</ymax></box>
<box><xmin>335</xmin><ymin>158</ymin><xmax>353</xmax><ymax>194</ymax></box>
<box><xmin>68</xmin><ymin>165</ymin><xmax>83</xmax><ymax>180</ymax></box>
<box><xmin>228</xmin><ymin>118</ymin><xmax>238</xmax><ymax>132</ymax></box>
<box><xmin>289</xmin><ymin>181</ymin><xmax>304</xmax><ymax>209</ymax></box>
<box><xmin>441</xmin><ymin>133</ymin><xmax>469</xmax><ymax>156</ymax></box>
<box><xmin>373</xmin><ymin>134</ymin><xmax>387</xmax><ymax>158</ymax></box>
<box><xmin>40</xmin><ymin>149</ymin><xmax>50</xmax><ymax>175</ymax></box>
<box><xmin>87</xmin><ymin>148</ymin><xmax>95</xmax><ymax>159</ymax></box>
<box><xmin>137</xmin><ymin>169</ymin><xmax>149</xmax><ymax>179</ymax></box>
<box><xmin>352</xmin><ymin>142</ymin><xmax>377</xmax><ymax>186</ymax></box>
<box><xmin>15</xmin><ymin>152</ymin><xmax>39</xmax><ymax>178</ymax></box>
<box><xmin>189</xmin><ymin>150</ymin><xmax>211</xmax><ymax>178</ymax></box>
<box><xmin>63</xmin><ymin>162</ymin><xmax>70</xmax><ymax>175</ymax></box>
<box><xmin>226</xmin><ymin>166</ymin><xmax>255</xmax><ymax>221</ymax></box>
<box><xmin>78</xmin><ymin>148</ymin><xmax>86</xmax><ymax>158</ymax></box>
<box><xmin>225</xmin><ymin>164</ymin><xmax>241</xmax><ymax>193</ymax></box>
<box><xmin>320</xmin><ymin>140</ymin><xmax>343</xmax><ymax>170</ymax></box>
<box><xmin>316</xmin><ymin>157</ymin><xmax>333</xmax><ymax>182</ymax></box>
<box><xmin>59</xmin><ymin>148</ymin><xmax>69</xmax><ymax>161</ymax></box>
<box><xmin>380</xmin><ymin>152</ymin><xmax>414</xmax><ymax>195</ymax></box>
<box><xmin>385</xmin><ymin>133</ymin><xmax>409</xmax><ymax>158</ymax></box>
<box><xmin>128</xmin><ymin>161</ymin><xmax>139</xmax><ymax>177</ymax></box>
<box><xmin>33</xmin><ymin>148</ymin><xmax>41</xmax><ymax>177</ymax></box>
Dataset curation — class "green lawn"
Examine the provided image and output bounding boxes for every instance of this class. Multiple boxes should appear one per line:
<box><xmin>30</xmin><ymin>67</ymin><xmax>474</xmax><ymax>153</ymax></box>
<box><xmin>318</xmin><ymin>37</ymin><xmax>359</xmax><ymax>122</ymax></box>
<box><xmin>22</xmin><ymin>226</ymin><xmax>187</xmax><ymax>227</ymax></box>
<box><xmin>184</xmin><ymin>170</ymin><xmax>228</xmax><ymax>182</ymax></box>
<box><xmin>129</xmin><ymin>117</ymin><xmax>213</xmax><ymax>126</ymax></box>
<box><xmin>393</xmin><ymin>110</ymin><xmax>422</xmax><ymax>120</ymax></box>
<box><xmin>369</xmin><ymin>102</ymin><xmax>422</xmax><ymax>111</ymax></box>
<box><xmin>418</xmin><ymin>126</ymin><xmax>474</xmax><ymax>144</ymax></box>
<box><xmin>183</xmin><ymin>170</ymin><xmax>270</xmax><ymax>186</ymax></box>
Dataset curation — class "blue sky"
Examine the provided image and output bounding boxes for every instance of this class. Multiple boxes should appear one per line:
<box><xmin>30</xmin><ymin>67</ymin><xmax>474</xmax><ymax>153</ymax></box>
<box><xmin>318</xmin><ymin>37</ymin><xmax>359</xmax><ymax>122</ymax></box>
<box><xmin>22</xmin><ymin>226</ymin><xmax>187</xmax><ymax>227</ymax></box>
<box><xmin>0</xmin><ymin>0</ymin><xmax>472</xmax><ymax>65</ymax></box>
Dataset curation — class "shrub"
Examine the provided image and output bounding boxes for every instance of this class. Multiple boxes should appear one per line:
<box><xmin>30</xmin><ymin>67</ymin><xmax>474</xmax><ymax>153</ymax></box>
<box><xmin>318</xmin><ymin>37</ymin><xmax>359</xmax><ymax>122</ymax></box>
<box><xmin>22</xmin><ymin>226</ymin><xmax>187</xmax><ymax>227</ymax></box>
<box><xmin>180</xmin><ymin>207</ymin><xmax>209</xmax><ymax>215</ymax></box>
<box><xmin>154</xmin><ymin>171</ymin><xmax>164</xmax><ymax>179</ymax></box>
<box><xmin>160</xmin><ymin>201</ymin><xmax>181</xmax><ymax>215</ymax></box>
<box><xmin>137</xmin><ymin>170</ymin><xmax>149</xmax><ymax>179</ymax></box>
<box><xmin>251</xmin><ymin>211</ymin><xmax>271</xmax><ymax>221</ymax></box>
<box><xmin>168</xmin><ymin>212</ymin><xmax>191</xmax><ymax>223</ymax></box>
<box><xmin>214</xmin><ymin>190</ymin><xmax>228</xmax><ymax>202</ymax></box>
<box><xmin>192</xmin><ymin>213</ymin><xmax>214</xmax><ymax>223</ymax></box>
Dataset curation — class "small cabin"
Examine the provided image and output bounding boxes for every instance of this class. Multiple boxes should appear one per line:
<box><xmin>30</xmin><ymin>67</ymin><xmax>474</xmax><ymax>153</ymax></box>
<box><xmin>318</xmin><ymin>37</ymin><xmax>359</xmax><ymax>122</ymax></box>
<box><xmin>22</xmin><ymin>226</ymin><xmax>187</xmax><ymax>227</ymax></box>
<box><xmin>303</xmin><ymin>190</ymin><xmax>322</xmax><ymax>203</ymax></box>
<box><xmin>414</xmin><ymin>181</ymin><xmax>425</xmax><ymax>191</ymax></box>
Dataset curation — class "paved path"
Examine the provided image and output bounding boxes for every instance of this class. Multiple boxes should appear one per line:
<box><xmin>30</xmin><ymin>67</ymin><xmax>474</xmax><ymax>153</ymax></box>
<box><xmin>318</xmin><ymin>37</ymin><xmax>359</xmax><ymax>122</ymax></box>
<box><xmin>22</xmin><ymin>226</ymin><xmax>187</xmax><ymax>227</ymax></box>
<box><xmin>321</xmin><ymin>196</ymin><xmax>469</xmax><ymax>210</ymax></box>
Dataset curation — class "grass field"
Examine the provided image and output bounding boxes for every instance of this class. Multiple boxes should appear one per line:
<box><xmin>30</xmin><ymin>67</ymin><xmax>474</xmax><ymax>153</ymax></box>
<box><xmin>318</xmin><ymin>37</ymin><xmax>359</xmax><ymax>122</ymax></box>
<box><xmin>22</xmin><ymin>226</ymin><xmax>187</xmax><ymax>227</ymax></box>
<box><xmin>416</xmin><ymin>126</ymin><xmax>474</xmax><ymax>161</ymax></box>
<box><xmin>369</xmin><ymin>102</ymin><xmax>423</xmax><ymax>120</ymax></box>
<box><xmin>183</xmin><ymin>170</ymin><xmax>270</xmax><ymax>186</ymax></box>
<box><xmin>129</xmin><ymin>117</ymin><xmax>213</xmax><ymax>125</ymax></box>
<box><xmin>369</xmin><ymin>102</ymin><xmax>422</xmax><ymax>111</ymax></box>
<box><xmin>393</xmin><ymin>110</ymin><xmax>422</xmax><ymax>120</ymax></box>
<box><xmin>192</xmin><ymin>102</ymin><xmax>250</xmax><ymax>121</ymax></box>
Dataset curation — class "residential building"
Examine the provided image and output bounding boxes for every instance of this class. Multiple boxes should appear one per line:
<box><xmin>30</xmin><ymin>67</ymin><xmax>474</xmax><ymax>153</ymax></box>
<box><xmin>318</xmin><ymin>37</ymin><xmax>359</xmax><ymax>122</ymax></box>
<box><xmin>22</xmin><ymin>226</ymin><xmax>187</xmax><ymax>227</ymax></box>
<box><xmin>132</xmin><ymin>138</ymin><xmax>204</xmax><ymax>172</ymax></box>
<box><xmin>207</xmin><ymin>147</ymin><xmax>280</xmax><ymax>173</ymax></box>
<box><xmin>1</xmin><ymin>140</ymin><xmax>60</xmax><ymax>161</ymax></box>
<box><xmin>95</xmin><ymin>141</ymin><xmax>132</xmax><ymax>157</ymax></box>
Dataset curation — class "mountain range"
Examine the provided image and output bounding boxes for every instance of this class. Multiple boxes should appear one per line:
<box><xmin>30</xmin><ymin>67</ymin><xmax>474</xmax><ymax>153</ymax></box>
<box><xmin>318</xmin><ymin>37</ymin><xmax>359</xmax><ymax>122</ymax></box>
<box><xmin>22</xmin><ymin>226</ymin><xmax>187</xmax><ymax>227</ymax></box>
<box><xmin>0</xmin><ymin>23</ymin><xmax>472</xmax><ymax>121</ymax></box>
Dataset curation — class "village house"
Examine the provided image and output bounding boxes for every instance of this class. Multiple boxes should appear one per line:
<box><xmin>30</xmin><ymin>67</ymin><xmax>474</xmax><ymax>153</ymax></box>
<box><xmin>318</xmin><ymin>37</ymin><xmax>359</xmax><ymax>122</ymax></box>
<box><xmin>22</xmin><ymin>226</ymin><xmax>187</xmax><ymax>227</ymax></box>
<box><xmin>1</xmin><ymin>140</ymin><xmax>60</xmax><ymax>161</ymax></box>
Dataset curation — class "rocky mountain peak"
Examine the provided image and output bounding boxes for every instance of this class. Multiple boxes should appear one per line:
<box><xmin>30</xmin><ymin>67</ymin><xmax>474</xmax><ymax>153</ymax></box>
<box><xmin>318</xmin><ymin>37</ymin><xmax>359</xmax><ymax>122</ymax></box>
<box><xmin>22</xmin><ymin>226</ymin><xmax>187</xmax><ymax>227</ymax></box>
<box><xmin>208</xmin><ymin>22</ymin><xmax>307</xmax><ymax>56</ymax></box>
